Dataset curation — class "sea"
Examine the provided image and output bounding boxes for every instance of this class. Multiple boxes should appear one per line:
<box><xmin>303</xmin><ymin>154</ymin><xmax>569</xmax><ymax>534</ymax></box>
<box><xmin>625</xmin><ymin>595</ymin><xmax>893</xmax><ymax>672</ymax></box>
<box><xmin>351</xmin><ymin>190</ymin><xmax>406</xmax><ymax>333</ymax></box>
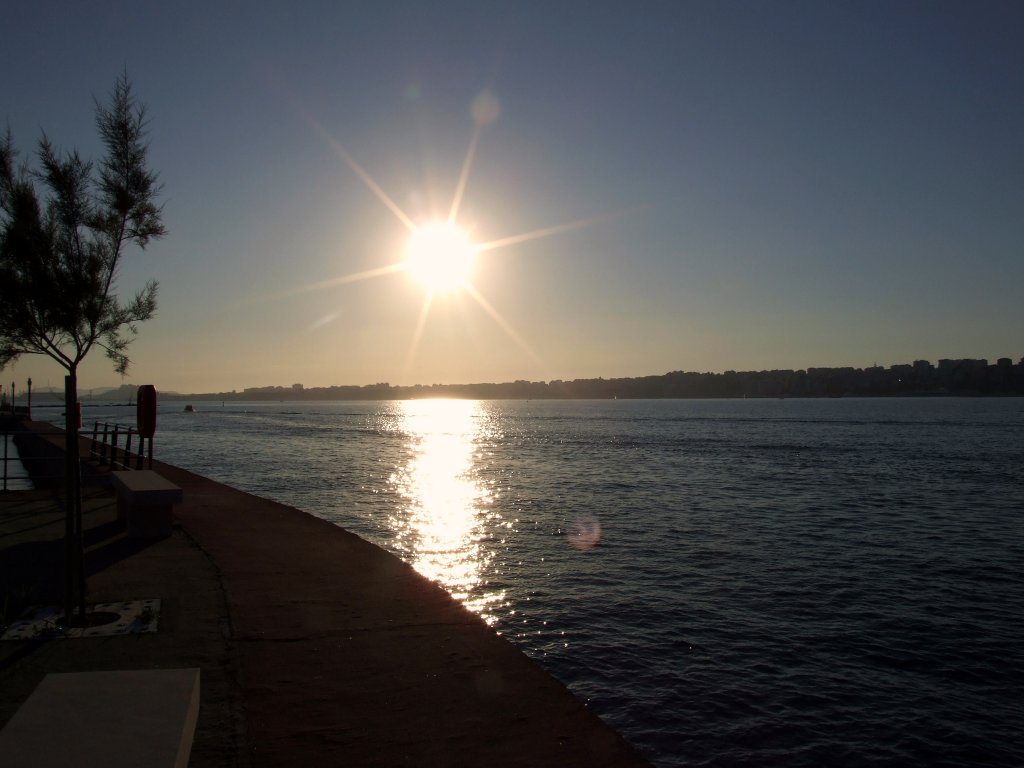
<box><xmin>35</xmin><ymin>397</ymin><xmax>1024</xmax><ymax>766</ymax></box>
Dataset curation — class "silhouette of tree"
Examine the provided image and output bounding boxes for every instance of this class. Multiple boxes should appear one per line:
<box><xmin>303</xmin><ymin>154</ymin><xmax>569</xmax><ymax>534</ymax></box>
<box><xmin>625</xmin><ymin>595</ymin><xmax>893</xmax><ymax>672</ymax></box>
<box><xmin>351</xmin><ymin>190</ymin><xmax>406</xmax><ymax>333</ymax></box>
<box><xmin>0</xmin><ymin>73</ymin><xmax>165</xmax><ymax>621</ymax></box>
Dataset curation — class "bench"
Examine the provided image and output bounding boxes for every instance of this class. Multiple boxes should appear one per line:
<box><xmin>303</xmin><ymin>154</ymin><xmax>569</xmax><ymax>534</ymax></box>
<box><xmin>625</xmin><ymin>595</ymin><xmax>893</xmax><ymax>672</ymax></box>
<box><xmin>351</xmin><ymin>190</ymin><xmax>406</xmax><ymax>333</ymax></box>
<box><xmin>0</xmin><ymin>668</ymin><xmax>200</xmax><ymax>768</ymax></box>
<box><xmin>110</xmin><ymin>470</ymin><xmax>183</xmax><ymax>538</ymax></box>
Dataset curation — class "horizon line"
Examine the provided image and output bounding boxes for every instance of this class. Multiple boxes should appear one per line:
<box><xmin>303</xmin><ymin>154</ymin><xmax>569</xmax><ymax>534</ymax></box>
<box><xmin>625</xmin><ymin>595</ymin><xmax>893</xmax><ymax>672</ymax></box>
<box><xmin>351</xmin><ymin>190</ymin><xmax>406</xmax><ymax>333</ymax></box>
<box><xmin>21</xmin><ymin>354</ymin><xmax>1021</xmax><ymax>397</ymax></box>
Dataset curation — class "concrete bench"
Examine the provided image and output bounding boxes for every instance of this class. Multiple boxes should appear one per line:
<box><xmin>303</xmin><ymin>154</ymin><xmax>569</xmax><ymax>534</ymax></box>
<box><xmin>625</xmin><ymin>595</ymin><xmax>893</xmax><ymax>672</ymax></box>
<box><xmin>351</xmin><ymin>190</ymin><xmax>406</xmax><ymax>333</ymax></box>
<box><xmin>110</xmin><ymin>470</ymin><xmax>183</xmax><ymax>538</ymax></box>
<box><xmin>0</xmin><ymin>668</ymin><xmax>200</xmax><ymax>768</ymax></box>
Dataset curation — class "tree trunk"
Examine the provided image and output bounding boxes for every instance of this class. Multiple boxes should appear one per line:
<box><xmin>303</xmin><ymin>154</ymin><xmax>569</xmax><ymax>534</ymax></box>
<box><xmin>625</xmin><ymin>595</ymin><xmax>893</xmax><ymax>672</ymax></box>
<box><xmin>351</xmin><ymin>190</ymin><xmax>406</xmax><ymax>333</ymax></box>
<box><xmin>63</xmin><ymin>372</ymin><xmax>85</xmax><ymax>624</ymax></box>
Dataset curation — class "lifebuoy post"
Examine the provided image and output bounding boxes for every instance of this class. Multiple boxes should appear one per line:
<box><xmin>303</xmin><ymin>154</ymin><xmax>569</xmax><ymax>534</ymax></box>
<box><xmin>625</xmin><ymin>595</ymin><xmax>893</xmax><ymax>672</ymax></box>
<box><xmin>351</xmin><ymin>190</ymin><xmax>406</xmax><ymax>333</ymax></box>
<box><xmin>137</xmin><ymin>385</ymin><xmax>157</xmax><ymax>438</ymax></box>
<box><xmin>136</xmin><ymin>385</ymin><xmax>157</xmax><ymax>468</ymax></box>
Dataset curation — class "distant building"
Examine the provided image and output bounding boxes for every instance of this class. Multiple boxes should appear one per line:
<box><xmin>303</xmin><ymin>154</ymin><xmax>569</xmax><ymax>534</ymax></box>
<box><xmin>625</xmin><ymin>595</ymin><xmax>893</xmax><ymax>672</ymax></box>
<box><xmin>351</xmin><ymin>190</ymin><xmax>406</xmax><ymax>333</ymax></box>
<box><xmin>938</xmin><ymin>358</ymin><xmax>987</xmax><ymax>372</ymax></box>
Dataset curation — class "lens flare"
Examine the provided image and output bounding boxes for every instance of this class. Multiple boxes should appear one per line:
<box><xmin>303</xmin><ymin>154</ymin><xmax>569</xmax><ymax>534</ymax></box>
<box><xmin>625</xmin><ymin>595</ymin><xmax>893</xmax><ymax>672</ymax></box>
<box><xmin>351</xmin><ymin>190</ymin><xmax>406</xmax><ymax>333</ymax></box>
<box><xmin>568</xmin><ymin>515</ymin><xmax>602</xmax><ymax>550</ymax></box>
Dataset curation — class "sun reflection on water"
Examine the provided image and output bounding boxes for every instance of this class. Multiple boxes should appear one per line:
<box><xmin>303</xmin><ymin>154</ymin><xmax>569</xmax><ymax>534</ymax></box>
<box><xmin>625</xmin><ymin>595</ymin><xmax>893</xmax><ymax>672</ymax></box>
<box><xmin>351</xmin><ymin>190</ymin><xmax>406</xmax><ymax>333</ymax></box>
<box><xmin>388</xmin><ymin>399</ymin><xmax>505</xmax><ymax>622</ymax></box>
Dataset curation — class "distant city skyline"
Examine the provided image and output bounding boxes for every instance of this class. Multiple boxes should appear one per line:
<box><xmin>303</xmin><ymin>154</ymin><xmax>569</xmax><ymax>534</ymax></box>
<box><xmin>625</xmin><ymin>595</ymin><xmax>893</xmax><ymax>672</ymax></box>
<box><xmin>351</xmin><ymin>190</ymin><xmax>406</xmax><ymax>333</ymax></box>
<box><xmin>4</xmin><ymin>2</ymin><xmax>1022</xmax><ymax>394</ymax></box>
<box><xmin>11</xmin><ymin>354</ymin><xmax>1020</xmax><ymax>401</ymax></box>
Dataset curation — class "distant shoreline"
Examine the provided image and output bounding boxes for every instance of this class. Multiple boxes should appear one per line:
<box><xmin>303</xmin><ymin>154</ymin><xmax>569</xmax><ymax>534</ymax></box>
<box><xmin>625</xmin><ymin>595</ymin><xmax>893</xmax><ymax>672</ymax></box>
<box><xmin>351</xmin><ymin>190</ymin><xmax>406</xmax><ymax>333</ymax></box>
<box><xmin>21</xmin><ymin>356</ymin><xmax>1024</xmax><ymax>403</ymax></box>
<box><xmin>26</xmin><ymin>391</ymin><xmax>1024</xmax><ymax>408</ymax></box>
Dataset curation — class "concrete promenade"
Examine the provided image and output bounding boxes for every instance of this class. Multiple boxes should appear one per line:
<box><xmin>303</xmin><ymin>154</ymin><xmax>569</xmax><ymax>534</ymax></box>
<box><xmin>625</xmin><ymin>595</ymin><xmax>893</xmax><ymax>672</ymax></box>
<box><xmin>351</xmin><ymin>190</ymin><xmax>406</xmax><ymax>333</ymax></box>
<box><xmin>1</xmin><ymin>421</ymin><xmax>651</xmax><ymax>767</ymax></box>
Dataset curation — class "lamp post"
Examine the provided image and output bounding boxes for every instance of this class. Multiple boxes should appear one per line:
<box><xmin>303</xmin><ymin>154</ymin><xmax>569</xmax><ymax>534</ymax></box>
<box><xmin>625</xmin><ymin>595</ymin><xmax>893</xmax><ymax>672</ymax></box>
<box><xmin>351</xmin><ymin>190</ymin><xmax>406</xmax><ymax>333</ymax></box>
<box><xmin>27</xmin><ymin>378</ymin><xmax>32</xmax><ymax>420</ymax></box>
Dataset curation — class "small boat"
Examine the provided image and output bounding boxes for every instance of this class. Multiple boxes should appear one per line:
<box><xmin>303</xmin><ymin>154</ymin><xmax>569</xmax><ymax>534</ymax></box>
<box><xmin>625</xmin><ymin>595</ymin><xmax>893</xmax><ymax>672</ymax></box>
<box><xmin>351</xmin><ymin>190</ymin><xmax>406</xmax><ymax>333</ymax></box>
<box><xmin>183</xmin><ymin>404</ymin><xmax>196</xmax><ymax>413</ymax></box>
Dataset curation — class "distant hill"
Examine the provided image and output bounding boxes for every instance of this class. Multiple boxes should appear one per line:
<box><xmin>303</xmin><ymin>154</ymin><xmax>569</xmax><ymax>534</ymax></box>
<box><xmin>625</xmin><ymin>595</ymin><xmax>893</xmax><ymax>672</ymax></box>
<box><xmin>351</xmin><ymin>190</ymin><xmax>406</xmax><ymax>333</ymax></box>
<box><xmin>15</xmin><ymin>356</ymin><xmax>1022</xmax><ymax>403</ymax></box>
<box><xmin>164</xmin><ymin>356</ymin><xmax>1024</xmax><ymax>400</ymax></box>
<box><xmin>19</xmin><ymin>383</ymin><xmax>180</xmax><ymax>403</ymax></box>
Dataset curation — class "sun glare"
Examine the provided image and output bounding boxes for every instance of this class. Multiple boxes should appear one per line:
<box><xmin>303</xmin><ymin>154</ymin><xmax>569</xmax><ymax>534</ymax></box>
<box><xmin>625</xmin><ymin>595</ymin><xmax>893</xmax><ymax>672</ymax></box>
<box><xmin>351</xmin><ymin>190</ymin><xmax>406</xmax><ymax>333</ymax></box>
<box><xmin>288</xmin><ymin>88</ymin><xmax>597</xmax><ymax>374</ymax></box>
<box><xmin>403</xmin><ymin>221</ymin><xmax>476</xmax><ymax>294</ymax></box>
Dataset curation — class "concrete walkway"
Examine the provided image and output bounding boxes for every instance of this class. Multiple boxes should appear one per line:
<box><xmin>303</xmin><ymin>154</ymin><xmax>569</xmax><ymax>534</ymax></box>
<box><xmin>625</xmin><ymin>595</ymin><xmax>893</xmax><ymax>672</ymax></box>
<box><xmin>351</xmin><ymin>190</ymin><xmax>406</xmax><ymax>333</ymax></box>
<box><xmin>1</xmin><ymin>422</ymin><xmax>651</xmax><ymax>767</ymax></box>
<box><xmin>0</xmin><ymin>486</ymin><xmax>245</xmax><ymax>767</ymax></box>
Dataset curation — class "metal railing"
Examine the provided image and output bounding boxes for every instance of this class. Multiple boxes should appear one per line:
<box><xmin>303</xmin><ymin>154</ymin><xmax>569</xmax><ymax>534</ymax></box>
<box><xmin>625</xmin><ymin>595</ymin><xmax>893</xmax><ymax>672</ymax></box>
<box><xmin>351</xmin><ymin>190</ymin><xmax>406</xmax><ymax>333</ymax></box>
<box><xmin>89</xmin><ymin>421</ymin><xmax>153</xmax><ymax>471</ymax></box>
<box><xmin>1</xmin><ymin>419</ymin><xmax>156</xmax><ymax>491</ymax></box>
<box><xmin>2</xmin><ymin>431</ymin><xmax>34</xmax><ymax>491</ymax></box>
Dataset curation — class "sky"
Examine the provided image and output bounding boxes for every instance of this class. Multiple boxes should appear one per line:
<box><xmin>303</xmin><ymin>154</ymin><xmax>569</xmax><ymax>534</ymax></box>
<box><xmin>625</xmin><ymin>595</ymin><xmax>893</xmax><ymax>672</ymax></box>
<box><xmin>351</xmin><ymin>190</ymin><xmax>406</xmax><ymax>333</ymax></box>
<box><xmin>2</xmin><ymin>1</ymin><xmax>1022</xmax><ymax>394</ymax></box>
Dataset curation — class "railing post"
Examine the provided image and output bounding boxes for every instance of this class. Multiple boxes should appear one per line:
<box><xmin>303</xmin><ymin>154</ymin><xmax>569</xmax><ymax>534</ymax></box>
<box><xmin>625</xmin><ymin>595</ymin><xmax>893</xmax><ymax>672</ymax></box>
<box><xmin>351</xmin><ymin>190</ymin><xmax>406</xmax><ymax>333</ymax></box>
<box><xmin>3</xmin><ymin>431</ymin><xmax>8</xmax><ymax>492</ymax></box>
<box><xmin>99</xmin><ymin>423</ymin><xmax>110</xmax><ymax>465</ymax></box>
<box><xmin>91</xmin><ymin>421</ymin><xmax>100</xmax><ymax>462</ymax></box>
<box><xmin>124</xmin><ymin>429</ymin><xmax>135</xmax><ymax>471</ymax></box>
<box><xmin>110</xmin><ymin>425</ymin><xmax>119</xmax><ymax>469</ymax></box>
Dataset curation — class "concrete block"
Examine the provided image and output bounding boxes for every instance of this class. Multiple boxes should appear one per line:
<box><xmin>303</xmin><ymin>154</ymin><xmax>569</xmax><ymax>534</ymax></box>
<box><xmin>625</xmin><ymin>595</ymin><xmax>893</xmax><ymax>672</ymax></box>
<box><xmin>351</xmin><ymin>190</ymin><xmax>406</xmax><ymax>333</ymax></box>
<box><xmin>0</xmin><ymin>668</ymin><xmax>200</xmax><ymax>768</ymax></box>
<box><xmin>110</xmin><ymin>470</ymin><xmax>183</xmax><ymax>538</ymax></box>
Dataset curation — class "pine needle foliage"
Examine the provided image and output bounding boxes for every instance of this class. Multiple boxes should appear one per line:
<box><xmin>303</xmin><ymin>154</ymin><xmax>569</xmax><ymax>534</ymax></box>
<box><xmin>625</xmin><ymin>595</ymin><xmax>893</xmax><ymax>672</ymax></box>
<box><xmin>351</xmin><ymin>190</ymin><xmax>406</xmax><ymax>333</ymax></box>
<box><xmin>0</xmin><ymin>73</ymin><xmax>165</xmax><ymax>378</ymax></box>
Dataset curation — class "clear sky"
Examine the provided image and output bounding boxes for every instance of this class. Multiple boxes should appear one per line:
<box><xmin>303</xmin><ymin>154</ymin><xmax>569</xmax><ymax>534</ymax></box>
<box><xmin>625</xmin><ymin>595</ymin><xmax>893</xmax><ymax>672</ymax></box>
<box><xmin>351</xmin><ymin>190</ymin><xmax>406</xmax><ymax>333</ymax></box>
<box><xmin>3</xmin><ymin>1</ymin><xmax>1022</xmax><ymax>394</ymax></box>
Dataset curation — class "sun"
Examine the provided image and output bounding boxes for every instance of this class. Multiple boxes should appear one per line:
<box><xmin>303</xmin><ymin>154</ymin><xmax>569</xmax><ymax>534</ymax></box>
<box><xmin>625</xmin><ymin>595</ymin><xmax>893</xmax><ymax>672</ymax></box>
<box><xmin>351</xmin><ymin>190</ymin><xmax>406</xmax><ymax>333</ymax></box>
<box><xmin>403</xmin><ymin>220</ymin><xmax>476</xmax><ymax>294</ymax></box>
<box><xmin>287</xmin><ymin>88</ymin><xmax>599</xmax><ymax>372</ymax></box>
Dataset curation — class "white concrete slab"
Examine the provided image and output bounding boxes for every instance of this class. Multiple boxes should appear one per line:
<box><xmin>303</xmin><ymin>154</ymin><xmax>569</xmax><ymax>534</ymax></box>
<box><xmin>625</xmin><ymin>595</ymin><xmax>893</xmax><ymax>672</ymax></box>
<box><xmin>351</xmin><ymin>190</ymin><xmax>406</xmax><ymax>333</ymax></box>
<box><xmin>110</xmin><ymin>470</ymin><xmax>183</xmax><ymax>504</ymax></box>
<box><xmin>0</xmin><ymin>668</ymin><xmax>200</xmax><ymax>768</ymax></box>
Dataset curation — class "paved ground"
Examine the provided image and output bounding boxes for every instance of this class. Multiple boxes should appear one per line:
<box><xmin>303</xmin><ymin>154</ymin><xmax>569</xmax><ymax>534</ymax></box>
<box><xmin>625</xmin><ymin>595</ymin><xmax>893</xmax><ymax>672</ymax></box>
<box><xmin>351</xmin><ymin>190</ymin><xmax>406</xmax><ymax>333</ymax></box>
<box><xmin>1</xmin><ymin>422</ymin><xmax>651</xmax><ymax>767</ymax></box>
<box><xmin>0</xmin><ymin>486</ymin><xmax>247</xmax><ymax>767</ymax></box>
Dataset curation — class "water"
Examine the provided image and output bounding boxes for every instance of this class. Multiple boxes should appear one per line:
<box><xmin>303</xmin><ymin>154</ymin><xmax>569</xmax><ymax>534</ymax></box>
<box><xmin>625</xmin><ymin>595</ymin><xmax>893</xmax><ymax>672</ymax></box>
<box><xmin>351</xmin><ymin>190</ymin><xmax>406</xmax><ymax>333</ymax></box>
<box><xmin>44</xmin><ymin>397</ymin><xmax>1024</xmax><ymax>766</ymax></box>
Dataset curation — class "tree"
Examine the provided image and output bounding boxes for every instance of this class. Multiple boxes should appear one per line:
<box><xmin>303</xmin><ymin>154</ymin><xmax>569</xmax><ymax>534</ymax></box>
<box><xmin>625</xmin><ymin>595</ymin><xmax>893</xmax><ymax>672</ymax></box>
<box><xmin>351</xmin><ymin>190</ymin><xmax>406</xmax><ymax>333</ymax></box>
<box><xmin>0</xmin><ymin>74</ymin><xmax>165</xmax><ymax>623</ymax></box>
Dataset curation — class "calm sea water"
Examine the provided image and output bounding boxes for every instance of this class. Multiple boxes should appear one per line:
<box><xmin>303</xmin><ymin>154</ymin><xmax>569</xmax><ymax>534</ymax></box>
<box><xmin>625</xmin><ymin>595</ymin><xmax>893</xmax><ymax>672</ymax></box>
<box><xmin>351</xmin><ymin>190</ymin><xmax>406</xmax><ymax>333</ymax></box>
<box><xmin>46</xmin><ymin>397</ymin><xmax>1024</xmax><ymax>766</ymax></box>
